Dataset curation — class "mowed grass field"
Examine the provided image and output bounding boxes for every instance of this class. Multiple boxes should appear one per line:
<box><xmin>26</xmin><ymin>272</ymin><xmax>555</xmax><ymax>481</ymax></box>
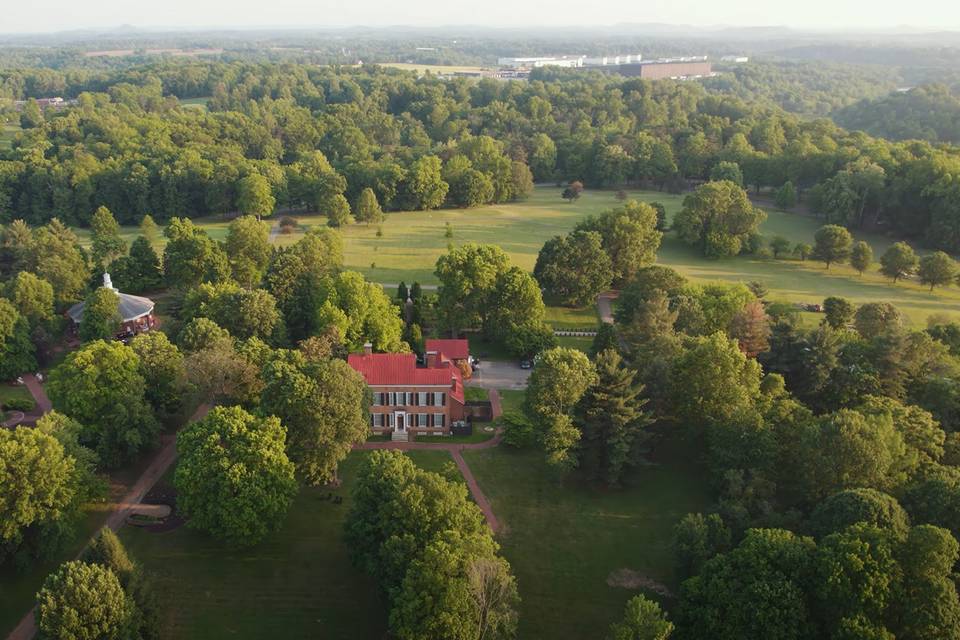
<box><xmin>118</xmin><ymin>450</ymin><xmax>452</xmax><ymax>640</ymax></box>
<box><xmin>69</xmin><ymin>185</ymin><xmax>960</xmax><ymax>328</ymax></box>
<box><xmin>379</xmin><ymin>62</ymin><xmax>487</xmax><ymax>75</ymax></box>
<box><xmin>465</xmin><ymin>429</ymin><xmax>712</xmax><ymax>640</ymax></box>
<box><xmin>272</xmin><ymin>186</ymin><xmax>957</xmax><ymax>327</ymax></box>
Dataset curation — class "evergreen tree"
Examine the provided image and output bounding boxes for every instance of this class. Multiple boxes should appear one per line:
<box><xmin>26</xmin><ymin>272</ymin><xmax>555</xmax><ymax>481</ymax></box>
<box><xmin>575</xmin><ymin>349</ymin><xmax>651</xmax><ymax>485</ymax></box>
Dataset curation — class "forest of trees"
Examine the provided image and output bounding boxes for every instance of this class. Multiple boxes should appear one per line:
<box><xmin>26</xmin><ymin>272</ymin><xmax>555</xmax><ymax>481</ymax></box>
<box><xmin>833</xmin><ymin>84</ymin><xmax>960</xmax><ymax>143</ymax></box>
<box><xmin>2</xmin><ymin>60</ymin><xmax>960</xmax><ymax>250</ymax></box>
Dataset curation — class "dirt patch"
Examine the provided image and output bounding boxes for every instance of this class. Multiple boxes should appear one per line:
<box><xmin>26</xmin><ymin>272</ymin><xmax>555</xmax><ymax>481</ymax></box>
<box><xmin>606</xmin><ymin>568</ymin><xmax>674</xmax><ymax>598</ymax></box>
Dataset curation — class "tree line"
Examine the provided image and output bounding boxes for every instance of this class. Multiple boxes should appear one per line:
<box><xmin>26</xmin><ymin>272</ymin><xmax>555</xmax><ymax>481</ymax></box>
<box><xmin>4</xmin><ymin>62</ymin><xmax>960</xmax><ymax>250</ymax></box>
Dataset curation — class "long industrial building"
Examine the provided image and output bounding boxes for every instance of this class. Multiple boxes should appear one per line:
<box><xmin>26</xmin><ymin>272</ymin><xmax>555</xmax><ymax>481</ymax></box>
<box><xmin>612</xmin><ymin>58</ymin><xmax>713</xmax><ymax>80</ymax></box>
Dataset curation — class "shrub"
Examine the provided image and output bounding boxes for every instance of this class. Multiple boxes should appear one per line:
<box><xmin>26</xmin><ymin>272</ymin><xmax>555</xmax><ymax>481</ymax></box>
<box><xmin>2</xmin><ymin>397</ymin><xmax>36</xmax><ymax>411</ymax></box>
<box><xmin>501</xmin><ymin>411</ymin><xmax>536</xmax><ymax>448</ymax></box>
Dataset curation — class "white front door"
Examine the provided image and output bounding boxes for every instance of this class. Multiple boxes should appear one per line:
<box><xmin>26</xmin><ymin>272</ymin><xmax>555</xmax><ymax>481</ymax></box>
<box><xmin>395</xmin><ymin>412</ymin><xmax>406</xmax><ymax>432</ymax></box>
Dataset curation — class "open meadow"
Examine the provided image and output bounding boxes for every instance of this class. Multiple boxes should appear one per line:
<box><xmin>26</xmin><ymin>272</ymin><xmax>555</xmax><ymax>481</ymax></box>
<box><xmin>117</xmin><ymin>450</ymin><xmax>453</xmax><ymax>640</ymax></box>
<box><xmin>464</xmin><ymin>428</ymin><xmax>711</xmax><ymax>640</ymax></box>
<box><xmin>67</xmin><ymin>186</ymin><xmax>960</xmax><ymax>327</ymax></box>
<box><xmin>283</xmin><ymin>186</ymin><xmax>958</xmax><ymax>327</ymax></box>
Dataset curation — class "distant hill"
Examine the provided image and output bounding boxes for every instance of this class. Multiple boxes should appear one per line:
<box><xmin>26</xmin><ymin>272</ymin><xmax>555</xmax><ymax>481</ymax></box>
<box><xmin>832</xmin><ymin>84</ymin><xmax>960</xmax><ymax>143</ymax></box>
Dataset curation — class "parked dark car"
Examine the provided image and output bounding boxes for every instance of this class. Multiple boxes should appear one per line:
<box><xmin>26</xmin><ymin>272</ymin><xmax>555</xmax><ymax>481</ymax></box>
<box><xmin>519</xmin><ymin>359</ymin><xmax>533</xmax><ymax>369</ymax></box>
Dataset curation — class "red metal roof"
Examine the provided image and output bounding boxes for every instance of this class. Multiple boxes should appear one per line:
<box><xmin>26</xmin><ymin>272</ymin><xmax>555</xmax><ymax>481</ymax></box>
<box><xmin>425</xmin><ymin>339</ymin><xmax>470</xmax><ymax>361</ymax></box>
<box><xmin>347</xmin><ymin>352</ymin><xmax>464</xmax><ymax>403</ymax></box>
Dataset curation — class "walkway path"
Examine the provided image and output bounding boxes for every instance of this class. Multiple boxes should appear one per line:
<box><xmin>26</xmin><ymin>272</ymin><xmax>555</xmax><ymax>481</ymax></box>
<box><xmin>6</xmin><ymin>402</ymin><xmax>212</xmax><ymax>640</ymax></box>
<box><xmin>597</xmin><ymin>291</ymin><xmax>618</xmax><ymax>325</ymax></box>
<box><xmin>22</xmin><ymin>374</ymin><xmax>51</xmax><ymax>413</ymax></box>
<box><xmin>356</xmin><ymin>428</ymin><xmax>503</xmax><ymax>533</ymax></box>
<box><xmin>267</xmin><ymin>220</ymin><xmax>280</xmax><ymax>243</ymax></box>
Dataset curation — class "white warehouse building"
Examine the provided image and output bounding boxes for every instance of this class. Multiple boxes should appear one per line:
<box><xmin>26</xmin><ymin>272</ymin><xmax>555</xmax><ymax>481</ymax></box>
<box><xmin>582</xmin><ymin>54</ymin><xmax>643</xmax><ymax>66</ymax></box>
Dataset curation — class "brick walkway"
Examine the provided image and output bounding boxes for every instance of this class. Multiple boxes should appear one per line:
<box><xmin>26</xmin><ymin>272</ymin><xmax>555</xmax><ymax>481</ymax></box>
<box><xmin>356</xmin><ymin>428</ymin><xmax>503</xmax><ymax>533</ymax></box>
<box><xmin>6</xmin><ymin>403</ymin><xmax>212</xmax><ymax>640</ymax></box>
<box><xmin>22</xmin><ymin>374</ymin><xmax>51</xmax><ymax>414</ymax></box>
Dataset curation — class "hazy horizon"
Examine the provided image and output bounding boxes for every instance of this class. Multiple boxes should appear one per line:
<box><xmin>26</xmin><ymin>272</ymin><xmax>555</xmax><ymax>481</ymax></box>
<box><xmin>4</xmin><ymin>0</ymin><xmax>960</xmax><ymax>36</ymax></box>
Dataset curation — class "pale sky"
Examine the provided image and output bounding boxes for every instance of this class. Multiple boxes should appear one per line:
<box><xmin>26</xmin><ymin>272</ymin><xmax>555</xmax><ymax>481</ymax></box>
<box><xmin>3</xmin><ymin>0</ymin><xmax>960</xmax><ymax>34</ymax></box>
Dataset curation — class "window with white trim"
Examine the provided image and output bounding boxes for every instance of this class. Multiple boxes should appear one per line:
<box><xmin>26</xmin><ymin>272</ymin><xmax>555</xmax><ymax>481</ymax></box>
<box><xmin>417</xmin><ymin>413</ymin><xmax>428</xmax><ymax>427</ymax></box>
<box><xmin>433</xmin><ymin>392</ymin><xmax>446</xmax><ymax>407</ymax></box>
<box><xmin>372</xmin><ymin>392</ymin><xmax>381</xmax><ymax>406</ymax></box>
<box><xmin>418</xmin><ymin>392</ymin><xmax>428</xmax><ymax>406</ymax></box>
<box><xmin>433</xmin><ymin>413</ymin><xmax>445</xmax><ymax>428</ymax></box>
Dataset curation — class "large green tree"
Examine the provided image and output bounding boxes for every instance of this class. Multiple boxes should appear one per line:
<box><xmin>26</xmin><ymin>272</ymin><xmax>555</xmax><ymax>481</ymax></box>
<box><xmin>89</xmin><ymin>206</ymin><xmax>127</xmax><ymax>266</ymax></box>
<box><xmin>47</xmin><ymin>340</ymin><xmax>159</xmax><ymax>467</ymax></box>
<box><xmin>162</xmin><ymin>218</ymin><xmax>230</xmax><ymax>288</ymax></box>
<box><xmin>673</xmin><ymin>181</ymin><xmax>766</xmax><ymax>258</ymax></box>
<box><xmin>35</xmin><ymin>560</ymin><xmax>131</xmax><ymax>640</ymax></box>
<box><xmin>918</xmin><ymin>251</ymin><xmax>958</xmax><ymax>291</ymax></box>
<box><xmin>608</xmin><ymin>594</ymin><xmax>674</xmax><ymax>640</ymax></box>
<box><xmin>129</xmin><ymin>331</ymin><xmax>186</xmax><ymax>416</ymax></box>
<box><xmin>260</xmin><ymin>350</ymin><xmax>369</xmax><ymax>484</ymax></box>
<box><xmin>812</xmin><ymin>225</ymin><xmax>854</xmax><ymax>269</ymax></box>
<box><xmin>0</xmin><ymin>298</ymin><xmax>36</xmax><ymax>381</ymax></box>
<box><xmin>435</xmin><ymin>243</ymin><xmax>510</xmax><ymax>334</ymax></box>
<box><xmin>879</xmin><ymin>241</ymin><xmax>919</xmax><ymax>283</ymax></box>
<box><xmin>175</xmin><ymin>406</ymin><xmax>297</xmax><ymax>547</ymax></box>
<box><xmin>224</xmin><ymin>215</ymin><xmax>272</xmax><ymax>288</ymax></box>
<box><xmin>575</xmin><ymin>201</ymin><xmax>662</xmax><ymax>285</ymax></box>
<box><xmin>0</xmin><ymin>427</ymin><xmax>78</xmax><ymax>564</ymax></box>
<box><xmin>669</xmin><ymin>332</ymin><xmax>762</xmax><ymax>427</ymax></box>
<box><xmin>236</xmin><ymin>174</ymin><xmax>275</xmax><ymax>218</ymax></box>
<box><xmin>533</xmin><ymin>230</ymin><xmax>613</xmax><ymax>306</ymax></box>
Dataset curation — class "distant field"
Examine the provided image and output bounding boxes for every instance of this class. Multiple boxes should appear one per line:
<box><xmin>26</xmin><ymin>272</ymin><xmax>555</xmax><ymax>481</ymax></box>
<box><xmin>179</xmin><ymin>96</ymin><xmax>212</xmax><ymax>110</ymax></box>
<box><xmin>312</xmin><ymin>187</ymin><xmax>954</xmax><ymax>327</ymax></box>
<box><xmin>65</xmin><ymin>185</ymin><xmax>960</xmax><ymax>328</ymax></box>
<box><xmin>465</xmin><ymin>428</ymin><xmax>711</xmax><ymax>640</ymax></box>
<box><xmin>379</xmin><ymin>62</ymin><xmax>487</xmax><ymax>75</ymax></box>
<box><xmin>0</xmin><ymin>122</ymin><xmax>19</xmax><ymax>150</ymax></box>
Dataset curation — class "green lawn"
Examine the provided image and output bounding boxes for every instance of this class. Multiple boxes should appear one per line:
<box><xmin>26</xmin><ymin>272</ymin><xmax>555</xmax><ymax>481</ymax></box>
<box><xmin>0</xmin><ymin>384</ymin><xmax>34</xmax><ymax>410</ymax></box>
<box><xmin>465</xmin><ymin>386</ymin><xmax>489</xmax><ymax>401</ymax></box>
<box><xmin>118</xmin><ymin>450</ymin><xmax>452</xmax><ymax>640</ymax></box>
<box><xmin>66</xmin><ymin>184</ymin><xmax>960</xmax><ymax>328</ymax></box>
<box><xmin>318</xmin><ymin>186</ymin><xmax>960</xmax><ymax>328</ymax></box>
<box><xmin>555</xmin><ymin>335</ymin><xmax>595</xmax><ymax>353</ymax></box>
<box><xmin>464</xmin><ymin>430</ymin><xmax>711</xmax><ymax>640</ymax></box>
<box><xmin>496</xmin><ymin>389</ymin><xmax>525</xmax><ymax>415</ymax></box>
<box><xmin>544</xmin><ymin>304</ymin><xmax>600</xmax><ymax>330</ymax></box>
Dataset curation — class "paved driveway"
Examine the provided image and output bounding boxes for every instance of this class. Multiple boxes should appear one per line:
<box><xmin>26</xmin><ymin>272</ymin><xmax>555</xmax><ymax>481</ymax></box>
<box><xmin>467</xmin><ymin>360</ymin><xmax>531</xmax><ymax>390</ymax></box>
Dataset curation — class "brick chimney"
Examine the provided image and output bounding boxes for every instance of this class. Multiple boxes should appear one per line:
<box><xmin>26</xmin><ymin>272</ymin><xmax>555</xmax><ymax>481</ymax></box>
<box><xmin>426</xmin><ymin>350</ymin><xmax>438</xmax><ymax>368</ymax></box>
<box><xmin>363</xmin><ymin>342</ymin><xmax>373</xmax><ymax>355</ymax></box>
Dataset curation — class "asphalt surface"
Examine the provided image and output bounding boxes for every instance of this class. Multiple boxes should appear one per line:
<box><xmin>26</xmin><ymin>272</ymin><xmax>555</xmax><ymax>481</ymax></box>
<box><xmin>467</xmin><ymin>359</ymin><xmax>531</xmax><ymax>390</ymax></box>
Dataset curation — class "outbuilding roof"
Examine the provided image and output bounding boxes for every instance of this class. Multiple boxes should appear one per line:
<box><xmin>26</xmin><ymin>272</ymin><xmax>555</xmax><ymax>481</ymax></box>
<box><xmin>425</xmin><ymin>339</ymin><xmax>470</xmax><ymax>360</ymax></box>
<box><xmin>67</xmin><ymin>273</ymin><xmax>155</xmax><ymax>324</ymax></box>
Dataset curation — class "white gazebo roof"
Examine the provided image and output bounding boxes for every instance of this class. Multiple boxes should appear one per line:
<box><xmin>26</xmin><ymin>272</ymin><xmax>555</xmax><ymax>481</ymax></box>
<box><xmin>67</xmin><ymin>273</ymin><xmax>155</xmax><ymax>324</ymax></box>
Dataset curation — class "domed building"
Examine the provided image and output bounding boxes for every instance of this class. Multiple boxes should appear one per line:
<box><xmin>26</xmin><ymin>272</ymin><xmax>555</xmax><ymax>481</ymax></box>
<box><xmin>67</xmin><ymin>273</ymin><xmax>157</xmax><ymax>339</ymax></box>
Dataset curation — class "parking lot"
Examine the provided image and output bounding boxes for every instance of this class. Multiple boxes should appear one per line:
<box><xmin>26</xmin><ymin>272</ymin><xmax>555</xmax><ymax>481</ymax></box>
<box><xmin>466</xmin><ymin>359</ymin><xmax>531</xmax><ymax>390</ymax></box>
